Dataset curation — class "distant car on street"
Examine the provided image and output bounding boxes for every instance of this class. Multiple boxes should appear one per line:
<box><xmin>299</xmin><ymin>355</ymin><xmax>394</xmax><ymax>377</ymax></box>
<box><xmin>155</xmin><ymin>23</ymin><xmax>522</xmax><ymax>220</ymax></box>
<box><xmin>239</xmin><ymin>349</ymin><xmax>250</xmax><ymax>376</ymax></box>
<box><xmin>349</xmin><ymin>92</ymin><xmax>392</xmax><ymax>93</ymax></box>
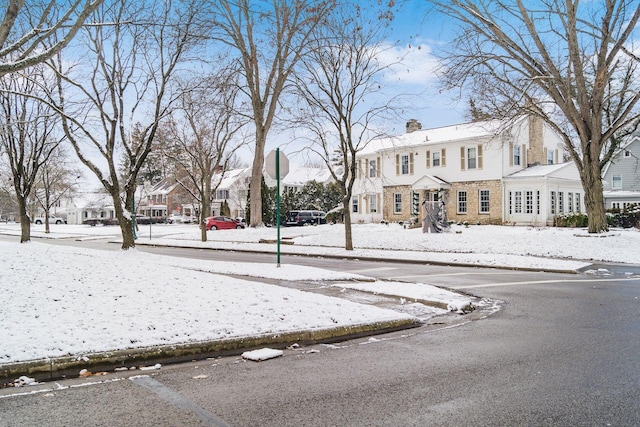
<box><xmin>284</xmin><ymin>210</ymin><xmax>326</xmax><ymax>226</ymax></box>
<box><xmin>205</xmin><ymin>216</ymin><xmax>245</xmax><ymax>230</ymax></box>
<box><xmin>33</xmin><ymin>215</ymin><xmax>66</xmax><ymax>224</ymax></box>
<box><xmin>167</xmin><ymin>214</ymin><xmax>193</xmax><ymax>224</ymax></box>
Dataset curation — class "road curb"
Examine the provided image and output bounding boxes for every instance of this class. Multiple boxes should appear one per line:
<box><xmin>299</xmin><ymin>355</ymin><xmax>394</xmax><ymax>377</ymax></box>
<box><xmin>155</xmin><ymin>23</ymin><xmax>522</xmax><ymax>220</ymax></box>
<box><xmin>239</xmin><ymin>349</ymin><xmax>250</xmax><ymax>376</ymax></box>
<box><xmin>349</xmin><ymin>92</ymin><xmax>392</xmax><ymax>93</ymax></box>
<box><xmin>1</xmin><ymin>318</ymin><xmax>421</xmax><ymax>385</ymax></box>
<box><xmin>131</xmin><ymin>240</ymin><xmax>585</xmax><ymax>274</ymax></box>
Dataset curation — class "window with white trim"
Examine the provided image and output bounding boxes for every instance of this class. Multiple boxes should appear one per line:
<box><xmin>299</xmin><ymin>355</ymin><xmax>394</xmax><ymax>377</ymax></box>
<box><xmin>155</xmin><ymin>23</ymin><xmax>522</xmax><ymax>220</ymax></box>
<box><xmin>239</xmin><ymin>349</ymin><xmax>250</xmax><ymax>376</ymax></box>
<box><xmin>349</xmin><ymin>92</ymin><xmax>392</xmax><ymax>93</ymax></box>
<box><xmin>575</xmin><ymin>193</ymin><xmax>581</xmax><ymax>212</ymax></box>
<box><xmin>396</xmin><ymin>153</ymin><xmax>414</xmax><ymax>175</ymax></box>
<box><xmin>558</xmin><ymin>192</ymin><xmax>564</xmax><ymax>213</ymax></box>
<box><xmin>568</xmin><ymin>192</ymin><xmax>574</xmax><ymax>213</ymax></box>
<box><xmin>525</xmin><ymin>191</ymin><xmax>533</xmax><ymax>214</ymax></box>
<box><xmin>368</xmin><ymin>194</ymin><xmax>377</xmax><ymax>213</ymax></box>
<box><xmin>432</xmin><ymin>151</ymin><xmax>441</xmax><ymax>167</ymax></box>
<box><xmin>467</xmin><ymin>147</ymin><xmax>477</xmax><ymax>169</ymax></box>
<box><xmin>457</xmin><ymin>191</ymin><xmax>467</xmax><ymax>214</ymax></box>
<box><xmin>401</xmin><ymin>155</ymin><xmax>410</xmax><ymax>174</ymax></box>
<box><xmin>550</xmin><ymin>191</ymin><xmax>556</xmax><ymax>215</ymax></box>
<box><xmin>394</xmin><ymin>193</ymin><xmax>402</xmax><ymax>214</ymax></box>
<box><xmin>479</xmin><ymin>189</ymin><xmax>490</xmax><ymax>214</ymax></box>
<box><xmin>369</xmin><ymin>159</ymin><xmax>377</xmax><ymax>178</ymax></box>
<box><xmin>352</xmin><ymin>197</ymin><xmax>359</xmax><ymax>213</ymax></box>
<box><xmin>547</xmin><ymin>149</ymin><xmax>555</xmax><ymax>164</ymax></box>
<box><xmin>514</xmin><ymin>191</ymin><xmax>522</xmax><ymax>214</ymax></box>
<box><xmin>612</xmin><ymin>175</ymin><xmax>622</xmax><ymax>189</ymax></box>
<box><xmin>513</xmin><ymin>145</ymin><xmax>521</xmax><ymax>166</ymax></box>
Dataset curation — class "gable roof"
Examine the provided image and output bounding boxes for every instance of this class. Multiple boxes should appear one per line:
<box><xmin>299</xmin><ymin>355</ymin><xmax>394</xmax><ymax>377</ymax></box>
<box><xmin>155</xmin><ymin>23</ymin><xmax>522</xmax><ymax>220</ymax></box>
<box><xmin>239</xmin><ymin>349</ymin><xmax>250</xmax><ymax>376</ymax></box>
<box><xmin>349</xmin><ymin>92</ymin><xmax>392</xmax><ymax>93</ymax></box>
<box><xmin>359</xmin><ymin>119</ymin><xmax>507</xmax><ymax>156</ymax></box>
<box><xmin>68</xmin><ymin>191</ymin><xmax>114</xmax><ymax>209</ymax></box>
<box><xmin>602</xmin><ymin>132</ymin><xmax>640</xmax><ymax>177</ymax></box>
<box><xmin>504</xmin><ymin>162</ymin><xmax>577</xmax><ymax>179</ymax></box>
<box><xmin>282</xmin><ymin>166</ymin><xmax>332</xmax><ymax>187</ymax></box>
<box><xmin>411</xmin><ymin>175</ymin><xmax>451</xmax><ymax>190</ymax></box>
<box><xmin>149</xmin><ymin>179</ymin><xmax>180</xmax><ymax>195</ymax></box>
<box><xmin>216</xmin><ymin>167</ymin><xmax>251</xmax><ymax>189</ymax></box>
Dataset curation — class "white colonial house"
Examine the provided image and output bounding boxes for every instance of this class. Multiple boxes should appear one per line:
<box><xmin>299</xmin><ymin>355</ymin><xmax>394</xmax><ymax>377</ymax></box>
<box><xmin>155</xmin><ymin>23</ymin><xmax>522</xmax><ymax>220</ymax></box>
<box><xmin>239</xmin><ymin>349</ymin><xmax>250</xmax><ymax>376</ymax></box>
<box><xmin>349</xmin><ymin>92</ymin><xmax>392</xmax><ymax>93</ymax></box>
<box><xmin>602</xmin><ymin>132</ymin><xmax>640</xmax><ymax>210</ymax></box>
<box><xmin>212</xmin><ymin>167</ymin><xmax>252</xmax><ymax>219</ymax></box>
<box><xmin>352</xmin><ymin>116</ymin><xmax>585</xmax><ymax>226</ymax></box>
<box><xmin>64</xmin><ymin>191</ymin><xmax>116</xmax><ymax>225</ymax></box>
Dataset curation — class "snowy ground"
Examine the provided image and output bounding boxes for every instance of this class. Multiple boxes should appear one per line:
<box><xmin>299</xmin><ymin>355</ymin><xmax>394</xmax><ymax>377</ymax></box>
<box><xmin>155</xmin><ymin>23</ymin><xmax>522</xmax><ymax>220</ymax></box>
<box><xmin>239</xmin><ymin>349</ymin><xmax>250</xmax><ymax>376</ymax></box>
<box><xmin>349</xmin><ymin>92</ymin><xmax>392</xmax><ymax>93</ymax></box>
<box><xmin>1</xmin><ymin>221</ymin><xmax>638</xmax><ymax>366</ymax></box>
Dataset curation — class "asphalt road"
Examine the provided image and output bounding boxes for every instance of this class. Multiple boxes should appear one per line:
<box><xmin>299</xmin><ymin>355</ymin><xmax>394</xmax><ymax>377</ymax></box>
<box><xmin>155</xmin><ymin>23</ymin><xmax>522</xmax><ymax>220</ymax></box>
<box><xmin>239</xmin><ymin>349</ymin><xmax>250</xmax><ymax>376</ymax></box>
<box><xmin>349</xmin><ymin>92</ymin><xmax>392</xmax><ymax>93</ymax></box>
<box><xmin>2</xmin><ymin>239</ymin><xmax>640</xmax><ymax>426</ymax></box>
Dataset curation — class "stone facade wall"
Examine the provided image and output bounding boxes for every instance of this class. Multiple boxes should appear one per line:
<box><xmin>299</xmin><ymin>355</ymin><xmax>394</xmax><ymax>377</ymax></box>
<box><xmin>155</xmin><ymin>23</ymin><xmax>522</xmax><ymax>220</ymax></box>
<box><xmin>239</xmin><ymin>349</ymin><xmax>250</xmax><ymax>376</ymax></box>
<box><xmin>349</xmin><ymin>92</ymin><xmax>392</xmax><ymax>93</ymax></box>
<box><xmin>383</xmin><ymin>185</ymin><xmax>413</xmax><ymax>222</ymax></box>
<box><xmin>527</xmin><ymin>115</ymin><xmax>545</xmax><ymax>165</ymax></box>
<box><xmin>445</xmin><ymin>180</ymin><xmax>503</xmax><ymax>224</ymax></box>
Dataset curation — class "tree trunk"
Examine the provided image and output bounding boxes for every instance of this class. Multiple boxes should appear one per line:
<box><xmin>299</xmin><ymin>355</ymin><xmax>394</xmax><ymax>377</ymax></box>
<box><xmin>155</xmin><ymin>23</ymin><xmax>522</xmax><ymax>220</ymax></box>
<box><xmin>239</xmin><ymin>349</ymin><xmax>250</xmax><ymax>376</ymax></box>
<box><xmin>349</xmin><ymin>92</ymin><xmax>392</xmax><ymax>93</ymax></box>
<box><xmin>343</xmin><ymin>195</ymin><xmax>353</xmax><ymax>250</ymax></box>
<box><xmin>44</xmin><ymin>206</ymin><xmax>51</xmax><ymax>234</ymax></box>
<box><xmin>200</xmin><ymin>185</ymin><xmax>209</xmax><ymax>242</ymax></box>
<box><xmin>119</xmin><ymin>217</ymin><xmax>136</xmax><ymax>250</ymax></box>
<box><xmin>108</xmin><ymin>188</ymin><xmax>137</xmax><ymax>250</ymax></box>
<box><xmin>249</xmin><ymin>129</ymin><xmax>266</xmax><ymax>227</ymax></box>
<box><xmin>581</xmin><ymin>161</ymin><xmax>609</xmax><ymax>233</ymax></box>
<box><xmin>18</xmin><ymin>199</ymin><xmax>30</xmax><ymax>243</ymax></box>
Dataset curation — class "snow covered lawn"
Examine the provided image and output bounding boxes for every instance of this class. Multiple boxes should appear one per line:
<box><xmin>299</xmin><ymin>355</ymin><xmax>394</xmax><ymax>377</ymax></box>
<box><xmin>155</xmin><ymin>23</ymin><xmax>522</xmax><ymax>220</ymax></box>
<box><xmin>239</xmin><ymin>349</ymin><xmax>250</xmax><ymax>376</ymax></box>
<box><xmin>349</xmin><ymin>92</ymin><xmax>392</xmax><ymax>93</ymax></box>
<box><xmin>1</xmin><ymin>221</ymin><xmax>638</xmax><ymax>366</ymax></box>
<box><xmin>0</xmin><ymin>241</ymin><xmax>468</xmax><ymax>365</ymax></box>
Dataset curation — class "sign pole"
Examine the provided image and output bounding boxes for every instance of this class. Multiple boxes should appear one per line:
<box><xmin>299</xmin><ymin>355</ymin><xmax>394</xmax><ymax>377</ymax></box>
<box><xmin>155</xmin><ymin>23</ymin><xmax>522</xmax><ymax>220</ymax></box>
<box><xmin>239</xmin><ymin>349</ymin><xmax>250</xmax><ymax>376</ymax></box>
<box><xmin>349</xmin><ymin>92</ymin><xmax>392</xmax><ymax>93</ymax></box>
<box><xmin>276</xmin><ymin>148</ymin><xmax>281</xmax><ymax>267</ymax></box>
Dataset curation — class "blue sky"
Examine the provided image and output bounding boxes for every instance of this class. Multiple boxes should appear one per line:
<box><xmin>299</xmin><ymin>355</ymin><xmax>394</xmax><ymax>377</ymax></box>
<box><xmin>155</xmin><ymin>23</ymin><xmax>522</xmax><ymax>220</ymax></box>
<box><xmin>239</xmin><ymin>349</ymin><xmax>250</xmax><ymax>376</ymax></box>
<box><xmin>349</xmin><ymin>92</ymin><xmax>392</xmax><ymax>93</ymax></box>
<box><xmin>266</xmin><ymin>1</ymin><xmax>468</xmax><ymax>165</ymax></box>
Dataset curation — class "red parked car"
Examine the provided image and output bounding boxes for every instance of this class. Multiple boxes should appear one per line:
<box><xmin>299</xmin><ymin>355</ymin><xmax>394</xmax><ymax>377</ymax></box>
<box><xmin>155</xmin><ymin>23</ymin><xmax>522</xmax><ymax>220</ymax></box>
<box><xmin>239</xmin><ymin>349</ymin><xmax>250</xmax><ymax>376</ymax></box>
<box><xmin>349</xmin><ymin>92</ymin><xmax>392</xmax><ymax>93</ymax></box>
<box><xmin>205</xmin><ymin>216</ymin><xmax>245</xmax><ymax>230</ymax></box>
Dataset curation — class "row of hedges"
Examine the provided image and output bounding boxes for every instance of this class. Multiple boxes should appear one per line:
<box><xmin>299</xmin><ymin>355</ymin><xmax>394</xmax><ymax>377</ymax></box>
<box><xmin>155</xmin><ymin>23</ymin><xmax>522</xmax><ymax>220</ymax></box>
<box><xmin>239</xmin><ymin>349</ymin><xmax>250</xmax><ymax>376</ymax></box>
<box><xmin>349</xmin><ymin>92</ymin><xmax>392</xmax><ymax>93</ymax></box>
<box><xmin>554</xmin><ymin>205</ymin><xmax>640</xmax><ymax>228</ymax></box>
<box><xmin>554</xmin><ymin>213</ymin><xmax>589</xmax><ymax>228</ymax></box>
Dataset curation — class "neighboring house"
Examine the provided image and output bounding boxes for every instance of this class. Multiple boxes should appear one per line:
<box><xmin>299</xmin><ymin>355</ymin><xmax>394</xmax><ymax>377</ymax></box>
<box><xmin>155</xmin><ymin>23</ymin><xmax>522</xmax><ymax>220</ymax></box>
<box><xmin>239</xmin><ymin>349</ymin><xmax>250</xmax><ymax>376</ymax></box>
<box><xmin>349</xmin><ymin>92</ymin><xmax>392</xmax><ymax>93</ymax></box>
<box><xmin>212</xmin><ymin>167</ymin><xmax>251</xmax><ymax>219</ymax></box>
<box><xmin>279</xmin><ymin>165</ymin><xmax>334</xmax><ymax>193</ymax></box>
<box><xmin>141</xmin><ymin>179</ymin><xmax>196</xmax><ymax>221</ymax></box>
<box><xmin>64</xmin><ymin>192</ymin><xmax>116</xmax><ymax>225</ymax></box>
<box><xmin>214</xmin><ymin>165</ymin><xmax>333</xmax><ymax>219</ymax></box>
<box><xmin>602</xmin><ymin>132</ymin><xmax>640</xmax><ymax>210</ymax></box>
<box><xmin>352</xmin><ymin>115</ymin><xmax>584</xmax><ymax>226</ymax></box>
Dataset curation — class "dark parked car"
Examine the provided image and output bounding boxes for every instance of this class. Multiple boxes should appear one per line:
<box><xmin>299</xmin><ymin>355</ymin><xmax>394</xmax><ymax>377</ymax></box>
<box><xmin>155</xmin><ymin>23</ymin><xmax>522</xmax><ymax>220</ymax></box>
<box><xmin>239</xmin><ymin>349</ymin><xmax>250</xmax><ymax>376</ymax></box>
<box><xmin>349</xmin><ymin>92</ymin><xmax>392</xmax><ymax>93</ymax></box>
<box><xmin>205</xmin><ymin>216</ymin><xmax>245</xmax><ymax>230</ymax></box>
<box><xmin>284</xmin><ymin>210</ymin><xmax>326</xmax><ymax>226</ymax></box>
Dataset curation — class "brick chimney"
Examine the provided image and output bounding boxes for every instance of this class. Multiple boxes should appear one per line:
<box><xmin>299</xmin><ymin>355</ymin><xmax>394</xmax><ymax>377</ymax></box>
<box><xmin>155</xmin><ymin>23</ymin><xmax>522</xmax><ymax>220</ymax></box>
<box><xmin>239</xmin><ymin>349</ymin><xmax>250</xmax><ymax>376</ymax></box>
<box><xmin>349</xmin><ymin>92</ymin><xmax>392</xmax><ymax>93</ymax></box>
<box><xmin>406</xmin><ymin>119</ymin><xmax>422</xmax><ymax>133</ymax></box>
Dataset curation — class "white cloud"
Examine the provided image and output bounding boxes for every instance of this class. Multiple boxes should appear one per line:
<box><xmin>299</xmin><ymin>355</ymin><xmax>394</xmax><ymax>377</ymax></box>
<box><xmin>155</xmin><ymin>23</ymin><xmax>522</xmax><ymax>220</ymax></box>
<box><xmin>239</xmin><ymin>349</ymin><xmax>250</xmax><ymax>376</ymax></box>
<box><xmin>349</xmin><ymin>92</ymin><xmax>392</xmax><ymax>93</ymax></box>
<box><xmin>377</xmin><ymin>40</ymin><xmax>442</xmax><ymax>86</ymax></box>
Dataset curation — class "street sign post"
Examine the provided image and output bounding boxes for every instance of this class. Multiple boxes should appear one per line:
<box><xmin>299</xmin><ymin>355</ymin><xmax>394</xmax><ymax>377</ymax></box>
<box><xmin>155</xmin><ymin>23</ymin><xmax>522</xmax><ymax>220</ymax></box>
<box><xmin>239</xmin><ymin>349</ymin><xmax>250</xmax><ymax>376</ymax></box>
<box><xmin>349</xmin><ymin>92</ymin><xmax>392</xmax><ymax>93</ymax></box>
<box><xmin>265</xmin><ymin>149</ymin><xmax>289</xmax><ymax>267</ymax></box>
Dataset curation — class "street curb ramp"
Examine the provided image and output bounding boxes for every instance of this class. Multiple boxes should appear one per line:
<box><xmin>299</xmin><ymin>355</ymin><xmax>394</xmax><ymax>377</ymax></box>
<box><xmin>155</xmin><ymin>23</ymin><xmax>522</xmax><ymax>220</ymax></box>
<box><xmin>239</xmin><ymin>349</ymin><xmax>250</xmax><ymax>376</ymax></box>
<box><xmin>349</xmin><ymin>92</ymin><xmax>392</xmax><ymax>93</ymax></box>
<box><xmin>1</xmin><ymin>318</ymin><xmax>421</xmax><ymax>385</ymax></box>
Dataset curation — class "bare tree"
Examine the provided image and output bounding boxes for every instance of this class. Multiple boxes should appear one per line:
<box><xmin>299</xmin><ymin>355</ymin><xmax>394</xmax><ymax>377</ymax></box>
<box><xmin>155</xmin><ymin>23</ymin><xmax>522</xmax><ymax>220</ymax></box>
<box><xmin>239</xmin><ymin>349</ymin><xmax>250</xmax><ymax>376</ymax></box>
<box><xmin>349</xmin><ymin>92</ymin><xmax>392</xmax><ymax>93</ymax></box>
<box><xmin>293</xmin><ymin>3</ymin><xmax>399</xmax><ymax>250</ymax></box>
<box><xmin>0</xmin><ymin>65</ymin><xmax>63</xmax><ymax>242</ymax></box>
<box><xmin>50</xmin><ymin>0</ymin><xmax>207</xmax><ymax>249</ymax></box>
<box><xmin>0</xmin><ymin>154</ymin><xmax>19</xmax><ymax>222</ymax></box>
<box><xmin>162</xmin><ymin>70</ymin><xmax>247</xmax><ymax>242</ymax></box>
<box><xmin>431</xmin><ymin>0</ymin><xmax>640</xmax><ymax>233</ymax></box>
<box><xmin>34</xmin><ymin>144</ymin><xmax>82</xmax><ymax>233</ymax></box>
<box><xmin>0</xmin><ymin>0</ymin><xmax>102</xmax><ymax>76</ymax></box>
<box><xmin>208</xmin><ymin>0</ymin><xmax>334</xmax><ymax>227</ymax></box>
